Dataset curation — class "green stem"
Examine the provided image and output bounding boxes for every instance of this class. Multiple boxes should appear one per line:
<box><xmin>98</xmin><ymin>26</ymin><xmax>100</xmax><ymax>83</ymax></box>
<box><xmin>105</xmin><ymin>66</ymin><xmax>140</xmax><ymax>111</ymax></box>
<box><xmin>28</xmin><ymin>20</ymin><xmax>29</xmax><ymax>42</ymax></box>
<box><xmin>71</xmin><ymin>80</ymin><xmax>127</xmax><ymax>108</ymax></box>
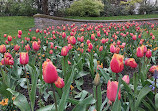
<box><xmin>95</xmin><ymin>86</ymin><xmax>98</xmax><ymax>111</ymax></box>
<box><xmin>155</xmin><ymin>78</ymin><xmax>157</xmax><ymax>95</ymax></box>
<box><xmin>24</xmin><ymin>65</ymin><xmax>31</xmax><ymax>110</ymax></box>
<box><xmin>52</xmin><ymin>84</ymin><xmax>58</xmax><ymax>111</ymax></box>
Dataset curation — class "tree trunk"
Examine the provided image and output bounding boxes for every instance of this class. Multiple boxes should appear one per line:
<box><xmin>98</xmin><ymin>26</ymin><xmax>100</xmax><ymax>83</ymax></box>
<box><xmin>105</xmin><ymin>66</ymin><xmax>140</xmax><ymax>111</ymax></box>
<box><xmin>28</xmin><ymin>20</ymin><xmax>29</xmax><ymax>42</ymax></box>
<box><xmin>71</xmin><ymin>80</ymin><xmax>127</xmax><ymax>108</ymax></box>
<box><xmin>42</xmin><ymin>0</ymin><xmax>49</xmax><ymax>15</ymax></box>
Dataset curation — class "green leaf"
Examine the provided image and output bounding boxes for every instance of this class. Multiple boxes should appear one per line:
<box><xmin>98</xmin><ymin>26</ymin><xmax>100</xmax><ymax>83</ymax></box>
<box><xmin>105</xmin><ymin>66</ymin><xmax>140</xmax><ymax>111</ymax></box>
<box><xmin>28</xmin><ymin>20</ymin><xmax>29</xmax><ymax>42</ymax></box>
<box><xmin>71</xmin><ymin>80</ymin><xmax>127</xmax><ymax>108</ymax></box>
<box><xmin>96</xmin><ymin>84</ymin><xmax>102</xmax><ymax>111</ymax></box>
<box><xmin>0</xmin><ymin>79</ymin><xmax>12</xmax><ymax>98</ymax></box>
<box><xmin>75</xmin><ymin>78</ymin><xmax>83</xmax><ymax>91</ymax></box>
<box><xmin>135</xmin><ymin>85</ymin><xmax>151</xmax><ymax>108</ymax></box>
<box><xmin>37</xmin><ymin>104</ymin><xmax>55</xmax><ymax>111</ymax></box>
<box><xmin>155</xmin><ymin>93</ymin><xmax>158</xmax><ymax>109</ymax></box>
<box><xmin>72</xmin><ymin>95</ymin><xmax>96</xmax><ymax>111</ymax></box>
<box><xmin>7</xmin><ymin>88</ymin><xmax>31</xmax><ymax>111</ymax></box>
<box><xmin>67</xmin><ymin>98</ymin><xmax>79</xmax><ymax>105</ymax></box>
<box><xmin>75</xmin><ymin>71</ymin><xmax>89</xmax><ymax>79</ymax></box>
<box><xmin>27</xmin><ymin>64</ymin><xmax>38</xmax><ymax>111</ymax></box>
<box><xmin>58</xmin><ymin>64</ymin><xmax>75</xmax><ymax>111</ymax></box>
<box><xmin>99</xmin><ymin>68</ymin><xmax>110</xmax><ymax>82</ymax></box>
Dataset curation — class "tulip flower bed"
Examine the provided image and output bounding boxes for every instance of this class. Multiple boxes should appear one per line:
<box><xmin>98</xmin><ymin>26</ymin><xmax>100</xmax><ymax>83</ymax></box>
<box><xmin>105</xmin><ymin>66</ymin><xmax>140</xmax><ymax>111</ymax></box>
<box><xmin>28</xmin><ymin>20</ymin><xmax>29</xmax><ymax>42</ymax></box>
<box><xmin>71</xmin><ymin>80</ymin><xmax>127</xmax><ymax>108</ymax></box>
<box><xmin>0</xmin><ymin>21</ymin><xmax>158</xmax><ymax>111</ymax></box>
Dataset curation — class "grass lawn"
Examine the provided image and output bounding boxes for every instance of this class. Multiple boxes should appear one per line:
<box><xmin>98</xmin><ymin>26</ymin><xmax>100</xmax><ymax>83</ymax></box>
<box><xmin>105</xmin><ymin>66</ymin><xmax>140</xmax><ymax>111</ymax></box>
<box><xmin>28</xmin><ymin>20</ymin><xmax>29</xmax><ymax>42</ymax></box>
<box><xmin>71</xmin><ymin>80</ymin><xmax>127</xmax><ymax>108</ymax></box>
<box><xmin>65</xmin><ymin>14</ymin><xmax>158</xmax><ymax>20</ymax></box>
<box><xmin>0</xmin><ymin>16</ymin><xmax>34</xmax><ymax>38</ymax></box>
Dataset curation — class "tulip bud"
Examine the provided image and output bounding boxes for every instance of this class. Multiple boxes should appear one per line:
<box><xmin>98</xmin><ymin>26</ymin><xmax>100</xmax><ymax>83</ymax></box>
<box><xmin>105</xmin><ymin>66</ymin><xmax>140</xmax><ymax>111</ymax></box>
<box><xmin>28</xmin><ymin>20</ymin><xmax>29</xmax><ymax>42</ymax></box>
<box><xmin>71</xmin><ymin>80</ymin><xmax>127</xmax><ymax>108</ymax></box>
<box><xmin>107</xmin><ymin>80</ymin><xmax>121</xmax><ymax>102</ymax></box>
<box><xmin>93</xmin><ymin>73</ymin><xmax>100</xmax><ymax>86</ymax></box>
<box><xmin>25</xmin><ymin>44</ymin><xmax>31</xmax><ymax>51</ymax></box>
<box><xmin>136</xmin><ymin>47</ymin><xmax>144</xmax><ymax>57</ymax></box>
<box><xmin>42</xmin><ymin>59</ymin><xmax>58</xmax><ymax>83</ymax></box>
<box><xmin>0</xmin><ymin>44</ymin><xmax>6</xmax><ymax>53</ymax></box>
<box><xmin>122</xmin><ymin>75</ymin><xmax>130</xmax><ymax>84</ymax></box>
<box><xmin>110</xmin><ymin>44</ymin><xmax>115</xmax><ymax>53</ymax></box>
<box><xmin>61</xmin><ymin>46</ymin><xmax>69</xmax><ymax>56</ymax></box>
<box><xmin>18</xmin><ymin>30</ymin><xmax>22</xmax><ymax>35</ymax></box>
<box><xmin>20</xmin><ymin>52</ymin><xmax>29</xmax><ymax>65</ymax></box>
<box><xmin>62</xmin><ymin>32</ymin><xmax>66</xmax><ymax>38</ymax></box>
<box><xmin>91</xmin><ymin>34</ymin><xmax>95</xmax><ymax>40</ymax></box>
<box><xmin>69</xmin><ymin>36</ymin><xmax>76</xmax><ymax>45</ymax></box>
<box><xmin>14</xmin><ymin>45</ymin><xmax>20</xmax><ymax>51</ymax></box>
<box><xmin>8</xmin><ymin>35</ymin><xmax>12</xmax><ymax>42</ymax></box>
<box><xmin>125</xmin><ymin>58</ymin><xmax>137</xmax><ymax>68</ymax></box>
<box><xmin>110</xmin><ymin>54</ymin><xmax>124</xmax><ymax>73</ymax></box>
<box><xmin>146</xmin><ymin>50</ymin><xmax>152</xmax><ymax>58</ymax></box>
<box><xmin>49</xmin><ymin>50</ymin><xmax>53</xmax><ymax>54</ymax></box>
<box><xmin>99</xmin><ymin>46</ymin><xmax>103</xmax><ymax>51</ymax></box>
<box><xmin>32</xmin><ymin>41</ymin><xmax>40</xmax><ymax>51</ymax></box>
<box><xmin>149</xmin><ymin>65</ymin><xmax>158</xmax><ymax>73</ymax></box>
<box><xmin>88</xmin><ymin>43</ymin><xmax>93</xmax><ymax>50</ymax></box>
<box><xmin>54</xmin><ymin>77</ymin><xmax>65</xmax><ymax>88</ymax></box>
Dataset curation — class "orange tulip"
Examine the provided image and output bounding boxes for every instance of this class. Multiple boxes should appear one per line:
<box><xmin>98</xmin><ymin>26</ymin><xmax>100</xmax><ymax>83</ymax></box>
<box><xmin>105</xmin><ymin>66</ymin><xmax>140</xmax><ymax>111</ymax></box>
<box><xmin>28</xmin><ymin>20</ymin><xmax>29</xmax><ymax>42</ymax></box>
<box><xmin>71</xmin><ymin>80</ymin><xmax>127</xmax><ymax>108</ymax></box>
<box><xmin>42</xmin><ymin>59</ymin><xmax>58</xmax><ymax>83</ymax></box>
<box><xmin>125</xmin><ymin>58</ymin><xmax>137</xmax><ymax>68</ymax></box>
<box><xmin>54</xmin><ymin>77</ymin><xmax>65</xmax><ymax>88</ymax></box>
<box><xmin>20</xmin><ymin>52</ymin><xmax>29</xmax><ymax>65</ymax></box>
<box><xmin>110</xmin><ymin>54</ymin><xmax>124</xmax><ymax>73</ymax></box>
<box><xmin>0</xmin><ymin>44</ymin><xmax>6</xmax><ymax>53</ymax></box>
<box><xmin>107</xmin><ymin>80</ymin><xmax>121</xmax><ymax>102</ymax></box>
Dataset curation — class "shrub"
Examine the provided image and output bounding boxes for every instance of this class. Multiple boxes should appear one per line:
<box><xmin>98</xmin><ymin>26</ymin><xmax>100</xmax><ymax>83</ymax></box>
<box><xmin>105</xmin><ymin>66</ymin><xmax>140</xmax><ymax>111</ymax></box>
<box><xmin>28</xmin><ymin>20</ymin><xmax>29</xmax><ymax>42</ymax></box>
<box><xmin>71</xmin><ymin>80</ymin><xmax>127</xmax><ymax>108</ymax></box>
<box><xmin>138</xmin><ymin>3</ymin><xmax>156</xmax><ymax>14</ymax></box>
<box><xmin>1</xmin><ymin>0</ymin><xmax>38</xmax><ymax>16</ymax></box>
<box><xmin>65</xmin><ymin>0</ymin><xmax>104</xmax><ymax>17</ymax></box>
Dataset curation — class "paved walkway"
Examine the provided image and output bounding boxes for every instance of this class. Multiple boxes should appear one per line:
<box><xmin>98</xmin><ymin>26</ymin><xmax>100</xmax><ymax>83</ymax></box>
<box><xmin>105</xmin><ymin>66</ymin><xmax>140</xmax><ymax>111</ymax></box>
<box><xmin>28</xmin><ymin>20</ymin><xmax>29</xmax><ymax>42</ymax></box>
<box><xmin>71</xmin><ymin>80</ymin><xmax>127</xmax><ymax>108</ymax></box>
<box><xmin>33</xmin><ymin>14</ymin><xmax>158</xmax><ymax>29</ymax></box>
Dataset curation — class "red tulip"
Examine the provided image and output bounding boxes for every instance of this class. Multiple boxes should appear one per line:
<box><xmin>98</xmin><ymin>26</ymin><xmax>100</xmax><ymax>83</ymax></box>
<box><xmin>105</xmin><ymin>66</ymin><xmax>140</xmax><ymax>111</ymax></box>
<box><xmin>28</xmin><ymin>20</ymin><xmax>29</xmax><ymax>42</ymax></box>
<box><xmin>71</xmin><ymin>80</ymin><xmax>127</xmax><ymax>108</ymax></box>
<box><xmin>146</xmin><ymin>50</ymin><xmax>152</xmax><ymax>58</ymax></box>
<box><xmin>18</xmin><ymin>30</ymin><xmax>22</xmax><ymax>35</ymax></box>
<box><xmin>25</xmin><ymin>44</ymin><xmax>31</xmax><ymax>51</ymax></box>
<box><xmin>122</xmin><ymin>75</ymin><xmax>130</xmax><ymax>84</ymax></box>
<box><xmin>32</xmin><ymin>41</ymin><xmax>40</xmax><ymax>51</ymax></box>
<box><xmin>132</xmin><ymin>35</ymin><xmax>136</xmax><ymax>40</ymax></box>
<box><xmin>110</xmin><ymin>54</ymin><xmax>124</xmax><ymax>73</ymax></box>
<box><xmin>110</xmin><ymin>44</ymin><xmax>115</xmax><ymax>53</ymax></box>
<box><xmin>61</xmin><ymin>46</ymin><xmax>69</xmax><ymax>56</ymax></box>
<box><xmin>0</xmin><ymin>44</ymin><xmax>6</xmax><ymax>53</ymax></box>
<box><xmin>125</xmin><ymin>58</ymin><xmax>137</xmax><ymax>68</ymax></box>
<box><xmin>62</xmin><ymin>32</ymin><xmax>66</xmax><ymax>38</ymax></box>
<box><xmin>20</xmin><ymin>52</ymin><xmax>29</xmax><ymax>65</ymax></box>
<box><xmin>107</xmin><ymin>80</ymin><xmax>121</xmax><ymax>102</ymax></box>
<box><xmin>99</xmin><ymin>46</ymin><xmax>103</xmax><ymax>51</ymax></box>
<box><xmin>42</xmin><ymin>59</ymin><xmax>58</xmax><ymax>83</ymax></box>
<box><xmin>54</xmin><ymin>77</ymin><xmax>65</xmax><ymax>88</ymax></box>
<box><xmin>14</xmin><ymin>45</ymin><xmax>20</xmax><ymax>51</ymax></box>
<box><xmin>88</xmin><ymin>43</ymin><xmax>93</xmax><ymax>50</ymax></box>
<box><xmin>49</xmin><ymin>50</ymin><xmax>53</xmax><ymax>54</ymax></box>
<box><xmin>136</xmin><ymin>47</ymin><xmax>144</xmax><ymax>57</ymax></box>
<box><xmin>149</xmin><ymin>65</ymin><xmax>158</xmax><ymax>73</ymax></box>
<box><xmin>8</xmin><ymin>35</ymin><xmax>12</xmax><ymax>42</ymax></box>
<box><xmin>69</xmin><ymin>36</ymin><xmax>76</xmax><ymax>45</ymax></box>
<box><xmin>91</xmin><ymin>34</ymin><xmax>95</xmax><ymax>40</ymax></box>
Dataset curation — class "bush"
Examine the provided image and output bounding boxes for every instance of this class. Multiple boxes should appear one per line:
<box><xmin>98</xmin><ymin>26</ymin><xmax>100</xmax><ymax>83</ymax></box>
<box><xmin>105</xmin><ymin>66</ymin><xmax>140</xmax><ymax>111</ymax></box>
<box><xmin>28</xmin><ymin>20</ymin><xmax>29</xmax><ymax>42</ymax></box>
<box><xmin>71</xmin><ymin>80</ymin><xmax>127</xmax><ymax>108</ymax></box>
<box><xmin>102</xmin><ymin>3</ymin><xmax>130</xmax><ymax>17</ymax></box>
<box><xmin>65</xmin><ymin>0</ymin><xmax>104</xmax><ymax>17</ymax></box>
<box><xmin>1</xmin><ymin>0</ymin><xmax>38</xmax><ymax>16</ymax></box>
<box><xmin>138</xmin><ymin>3</ymin><xmax>156</xmax><ymax>14</ymax></box>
